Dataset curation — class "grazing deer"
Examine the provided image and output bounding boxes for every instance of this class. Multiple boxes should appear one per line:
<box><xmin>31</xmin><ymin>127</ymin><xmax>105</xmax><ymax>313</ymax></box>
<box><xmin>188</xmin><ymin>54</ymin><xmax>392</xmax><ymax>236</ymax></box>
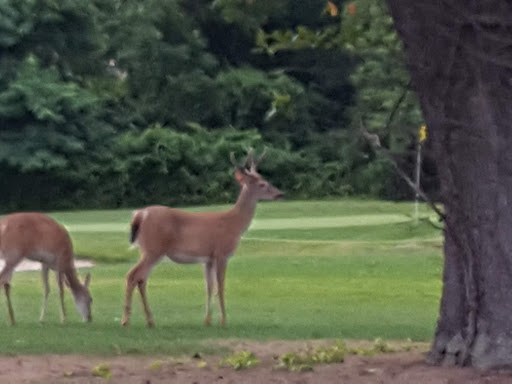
<box><xmin>122</xmin><ymin>149</ymin><xmax>283</xmax><ymax>327</ymax></box>
<box><xmin>0</xmin><ymin>213</ymin><xmax>92</xmax><ymax>325</ymax></box>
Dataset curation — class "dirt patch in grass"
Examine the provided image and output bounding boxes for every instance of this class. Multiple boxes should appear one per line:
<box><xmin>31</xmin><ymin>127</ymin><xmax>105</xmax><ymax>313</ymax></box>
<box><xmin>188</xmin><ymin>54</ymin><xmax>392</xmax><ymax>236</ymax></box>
<box><xmin>0</xmin><ymin>259</ymin><xmax>94</xmax><ymax>272</ymax></box>
<box><xmin>1</xmin><ymin>340</ymin><xmax>512</xmax><ymax>384</ymax></box>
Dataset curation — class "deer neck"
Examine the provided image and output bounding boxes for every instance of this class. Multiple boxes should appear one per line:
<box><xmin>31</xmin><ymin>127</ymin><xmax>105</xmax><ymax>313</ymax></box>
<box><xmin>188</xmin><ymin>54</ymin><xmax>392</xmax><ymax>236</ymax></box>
<box><xmin>64</xmin><ymin>267</ymin><xmax>85</xmax><ymax>296</ymax></box>
<box><xmin>231</xmin><ymin>185</ymin><xmax>258</xmax><ymax>234</ymax></box>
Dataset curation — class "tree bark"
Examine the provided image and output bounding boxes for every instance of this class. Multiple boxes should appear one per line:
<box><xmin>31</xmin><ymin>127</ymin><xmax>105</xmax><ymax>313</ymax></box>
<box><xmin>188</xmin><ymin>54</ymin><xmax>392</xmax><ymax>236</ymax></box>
<box><xmin>386</xmin><ymin>0</ymin><xmax>512</xmax><ymax>368</ymax></box>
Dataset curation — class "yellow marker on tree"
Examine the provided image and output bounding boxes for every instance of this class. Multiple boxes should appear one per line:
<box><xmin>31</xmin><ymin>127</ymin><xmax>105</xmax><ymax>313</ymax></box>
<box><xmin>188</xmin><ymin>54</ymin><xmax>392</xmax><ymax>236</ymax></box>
<box><xmin>414</xmin><ymin>124</ymin><xmax>427</xmax><ymax>224</ymax></box>
<box><xmin>419</xmin><ymin>124</ymin><xmax>427</xmax><ymax>142</ymax></box>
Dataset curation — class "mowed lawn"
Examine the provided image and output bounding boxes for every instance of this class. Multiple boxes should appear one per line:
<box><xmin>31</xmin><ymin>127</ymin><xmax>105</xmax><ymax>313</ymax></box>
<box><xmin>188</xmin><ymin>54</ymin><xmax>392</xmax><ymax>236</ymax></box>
<box><xmin>0</xmin><ymin>200</ymin><xmax>443</xmax><ymax>355</ymax></box>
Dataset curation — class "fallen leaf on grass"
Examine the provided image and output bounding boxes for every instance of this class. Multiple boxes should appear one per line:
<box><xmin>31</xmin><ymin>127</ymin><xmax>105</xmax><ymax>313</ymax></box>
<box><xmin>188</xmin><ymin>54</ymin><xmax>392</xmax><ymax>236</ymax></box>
<box><xmin>148</xmin><ymin>360</ymin><xmax>163</xmax><ymax>370</ymax></box>
<box><xmin>92</xmin><ymin>363</ymin><xmax>112</xmax><ymax>379</ymax></box>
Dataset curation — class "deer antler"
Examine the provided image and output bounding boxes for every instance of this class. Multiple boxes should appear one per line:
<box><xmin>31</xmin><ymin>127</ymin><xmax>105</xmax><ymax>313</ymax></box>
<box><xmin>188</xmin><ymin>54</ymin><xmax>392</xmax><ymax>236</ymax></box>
<box><xmin>231</xmin><ymin>147</ymin><xmax>267</xmax><ymax>173</ymax></box>
<box><xmin>230</xmin><ymin>152</ymin><xmax>238</xmax><ymax>166</ymax></box>
<box><xmin>250</xmin><ymin>147</ymin><xmax>267</xmax><ymax>172</ymax></box>
<box><xmin>230</xmin><ymin>151</ymin><xmax>250</xmax><ymax>172</ymax></box>
<box><xmin>246</xmin><ymin>148</ymin><xmax>255</xmax><ymax>167</ymax></box>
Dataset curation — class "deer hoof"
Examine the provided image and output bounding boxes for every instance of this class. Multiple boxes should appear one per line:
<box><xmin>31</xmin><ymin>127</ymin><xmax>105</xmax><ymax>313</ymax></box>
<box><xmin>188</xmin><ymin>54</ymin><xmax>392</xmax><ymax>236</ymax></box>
<box><xmin>220</xmin><ymin>318</ymin><xmax>226</xmax><ymax>327</ymax></box>
<box><xmin>121</xmin><ymin>318</ymin><xmax>130</xmax><ymax>327</ymax></box>
<box><xmin>204</xmin><ymin>317</ymin><xmax>211</xmax><ymax>326</ymax></box>
<box><xmin>147</xmin><ymin>319</ymin><xmax>155</xmax><ymax>328</ymax></box>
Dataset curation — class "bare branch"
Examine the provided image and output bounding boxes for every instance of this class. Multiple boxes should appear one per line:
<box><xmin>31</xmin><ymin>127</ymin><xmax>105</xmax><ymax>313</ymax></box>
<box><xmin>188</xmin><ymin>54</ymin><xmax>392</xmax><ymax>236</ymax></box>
<box><xmin>360</xmin><ymin>118</ymin><xmax>381</xmax><ymax>148</ymax></box>
<box><xmin>360</xmin><ymin>121</ymin><xmax>446</xmax><ymax>222</ymax></box>
<box><xmin>383</xmin><ymin>81</ymin><xmax>411</xmax><ymax>132</ymax></box>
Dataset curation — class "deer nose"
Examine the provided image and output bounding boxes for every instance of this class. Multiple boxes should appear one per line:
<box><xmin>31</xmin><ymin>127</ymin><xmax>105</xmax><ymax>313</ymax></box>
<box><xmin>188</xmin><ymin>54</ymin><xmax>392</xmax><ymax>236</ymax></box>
<box><xmin>274</xmin><ymin>190</ymin><xmax>285</xmax><ymax>200</ymax></box>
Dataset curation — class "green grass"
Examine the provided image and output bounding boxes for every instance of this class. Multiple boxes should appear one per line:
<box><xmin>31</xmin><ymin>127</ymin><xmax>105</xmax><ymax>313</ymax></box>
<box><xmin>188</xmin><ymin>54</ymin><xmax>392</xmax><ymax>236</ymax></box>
<box><xmin>0</xmin><ymin>199</ymin><xmax>443</xmax><ymax>355</ymax></box>
<box><xmin>247</xmin><ymin>220</ymin><xmax>441</xmax><ymax>242</ymax></box>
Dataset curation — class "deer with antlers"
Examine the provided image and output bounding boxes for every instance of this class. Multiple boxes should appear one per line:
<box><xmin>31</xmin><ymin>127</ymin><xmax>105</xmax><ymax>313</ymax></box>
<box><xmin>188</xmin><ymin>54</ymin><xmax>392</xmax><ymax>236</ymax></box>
<box><xmin>122</xmin><ymin>149</ymin><xmax>283</xmax><ymax>327</ymax></box>
<box><xmin>0</xmin><ymin>212</ymin><xmax>92</xmax><ymax>325</ymax></box>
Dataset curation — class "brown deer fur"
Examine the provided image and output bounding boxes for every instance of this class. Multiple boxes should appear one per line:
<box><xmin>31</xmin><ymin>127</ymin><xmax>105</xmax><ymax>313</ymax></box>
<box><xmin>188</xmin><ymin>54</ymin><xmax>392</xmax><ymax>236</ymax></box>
<box><xmin>122</xmin><ymin>150</ymin><xmax>283</xmax><ymax>327</ymax></box>
<box><xmin>0</xmin><ymin>212</ymin><xmax>92</xmax><ymax>325</ymax></box>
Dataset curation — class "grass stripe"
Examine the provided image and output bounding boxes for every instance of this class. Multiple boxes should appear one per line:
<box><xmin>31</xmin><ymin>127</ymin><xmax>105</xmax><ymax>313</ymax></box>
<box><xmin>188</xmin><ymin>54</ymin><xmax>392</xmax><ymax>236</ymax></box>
<box><xmin>65</xmin><ymin>214</ymin><xmax>412</xmax><ymax>233</ymax></box>
<box><xmin>249</xmin><ymin>214</ymin><xmax>410</xmax><ymax>230</ymax></box>
<box><xmin>241</xmin><ymin>236</ymin><xmax>444</xmax><ymax>245</ymax></box>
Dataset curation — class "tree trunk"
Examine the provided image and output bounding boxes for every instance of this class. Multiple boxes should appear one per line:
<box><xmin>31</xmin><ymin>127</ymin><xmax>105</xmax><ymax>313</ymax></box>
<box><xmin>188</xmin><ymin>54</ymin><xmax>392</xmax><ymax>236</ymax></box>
<box><xmin>386</xmin><ymin>0</ymin><xmax>512</xmax><ymax>368</ymax></box>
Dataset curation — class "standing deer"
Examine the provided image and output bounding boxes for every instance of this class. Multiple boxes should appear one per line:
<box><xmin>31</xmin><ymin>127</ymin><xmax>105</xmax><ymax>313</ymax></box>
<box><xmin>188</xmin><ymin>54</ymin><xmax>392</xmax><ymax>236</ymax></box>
<box><xmin>0</xmin><ymin>213</ymin><xmax>92</xmax><ymax>325</ymax></box>
<box><xmin>122</xmin><ymin>149</ymin><xmax>283</xmax><ymax>327</ymax></box>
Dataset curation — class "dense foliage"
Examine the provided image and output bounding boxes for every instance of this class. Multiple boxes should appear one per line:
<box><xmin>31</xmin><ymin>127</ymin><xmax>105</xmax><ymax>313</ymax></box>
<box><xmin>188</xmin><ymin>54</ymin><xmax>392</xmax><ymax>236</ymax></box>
<box><xmin>0</xmin><ymin>0</ymin><xmax>431</xmax><ymax>210</ymax></box>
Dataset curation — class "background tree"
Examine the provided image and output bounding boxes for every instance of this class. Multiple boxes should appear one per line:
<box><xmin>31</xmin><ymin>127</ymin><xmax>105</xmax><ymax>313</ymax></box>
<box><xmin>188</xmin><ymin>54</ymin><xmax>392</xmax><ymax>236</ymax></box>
<box><xmin>387</xmin><ymin>0</ymin><xmax>512</xmax><ymax>368</ymax></box>
<box><xmin>256</xmin><ymin>0</ymin><xmax>436</xmax><ymax>199</ymax></box>
<box><xmin>0</xmin><ymin>0</ymin><xmax>440</xmax><ymax>209</ymax></box>
<box><xmin>0</xmin><ymin>0</ymin><xmax>115</xmax><ymax>209</ymax></box>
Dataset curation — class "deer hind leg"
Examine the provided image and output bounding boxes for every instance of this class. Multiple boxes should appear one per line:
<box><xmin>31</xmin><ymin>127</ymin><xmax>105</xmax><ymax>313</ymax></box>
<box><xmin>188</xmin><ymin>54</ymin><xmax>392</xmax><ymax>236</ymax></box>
<box><xmin>138</xmin><ymin>278</ymin><xmax>156</xmax><ymax>327</ymax></box>
<box><xmin>39</xmin><ymin>265</ymin><xmax>50</xmax><ymax>323</ymax></box>
<box><xmin>122</xmin><ymin>256</ymin><xmax>157</xmax><ymax>327</ymax></box>
<box><xmin>0</xmin><ymin>260</ymin><xmax>19</xmax><ymax>326</ymax></box>
<box><xmin>57</xmin><ymin>271</ymin><xmax>67</xmax><ymax>323</ymax></box>
<box><xmin>203</xmin><ymin>260</ymin><xmax>215</xmax><ymax>326</ymax></box>
<box><xmin>4</xmin><ymin>283</ymin><xmax>15</xmax><ymax>326</ymax></box>
<box><xmin>215</xmin><ymin>258</ymin><xmax>228</xmax><ymax>326</ymax></box>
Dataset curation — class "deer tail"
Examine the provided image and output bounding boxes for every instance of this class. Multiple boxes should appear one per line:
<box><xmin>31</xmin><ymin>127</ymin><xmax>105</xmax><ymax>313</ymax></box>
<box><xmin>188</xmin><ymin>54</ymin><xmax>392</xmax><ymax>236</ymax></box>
<box><xmin>129</xmin><ymin>209</ymin><xmax>146</xmax><ymax>246</ymax></box>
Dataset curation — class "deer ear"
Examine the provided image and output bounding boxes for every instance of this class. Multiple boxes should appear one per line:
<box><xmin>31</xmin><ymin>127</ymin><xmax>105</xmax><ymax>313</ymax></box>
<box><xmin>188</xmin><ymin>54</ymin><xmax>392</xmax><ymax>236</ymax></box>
<box><xmin>84</xmin><ymin>272</ymin><xmax>91</xmax><ymax>288</ymax></box>
<box><xmin>235</xmin><ymin>170</ymin><xmax>246</xmax><ymax>185</ymax></box>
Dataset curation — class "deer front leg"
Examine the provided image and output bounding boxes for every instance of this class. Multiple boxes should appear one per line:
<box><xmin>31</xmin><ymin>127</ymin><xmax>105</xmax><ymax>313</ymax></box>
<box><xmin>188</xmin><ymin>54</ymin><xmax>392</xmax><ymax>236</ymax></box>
<box><xmin>216</xmin><ymin>258</ymin><xmax>228</xmax><ymax>326</ymax></box>
<box><xmin>203</xmin><ymin>260</ymin><xmax>215</xmax><ymax>326</ymax></box>
<box><xmin>39</xmin><ymin>265</ymin><xmax>50</xmax><ymax>323</ymax></box>
<box><xmin>57</xmin><ymin>272</ymin><xmax>66</xmax><ymax>323</ymax></box>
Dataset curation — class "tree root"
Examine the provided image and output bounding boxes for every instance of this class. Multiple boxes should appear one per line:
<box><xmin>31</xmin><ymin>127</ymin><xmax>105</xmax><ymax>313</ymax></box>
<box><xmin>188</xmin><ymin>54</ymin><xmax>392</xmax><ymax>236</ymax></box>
<box><xmin>427</xmin><ymin>332</ymin><xmax>468</xmax><ymax>367</ymax></box>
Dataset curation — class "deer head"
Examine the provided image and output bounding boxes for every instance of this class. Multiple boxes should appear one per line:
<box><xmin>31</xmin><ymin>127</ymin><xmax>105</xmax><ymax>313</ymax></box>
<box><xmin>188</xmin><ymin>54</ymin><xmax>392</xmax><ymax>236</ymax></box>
<box><xmin>72</xmin><ymin>272</ymin><xmax>92</xmax><ymax>322</ymax></box>
<box><xmin>230</xmin><ymin>148</ymin><xmax>284</xmax><ymax>201</ymax></box>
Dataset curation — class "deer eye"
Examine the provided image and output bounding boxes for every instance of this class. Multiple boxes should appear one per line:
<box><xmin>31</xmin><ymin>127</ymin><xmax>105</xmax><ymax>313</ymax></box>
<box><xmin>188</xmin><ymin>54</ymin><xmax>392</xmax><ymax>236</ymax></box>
<box><xmin>259</xmin><ymin>183</ymin><xmax>266</xmax><ymax>188</ymax></box>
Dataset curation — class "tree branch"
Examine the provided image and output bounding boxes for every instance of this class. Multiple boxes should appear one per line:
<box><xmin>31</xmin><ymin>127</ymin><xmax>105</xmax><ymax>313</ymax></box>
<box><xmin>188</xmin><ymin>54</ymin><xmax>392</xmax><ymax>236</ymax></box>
<box><xmin>359</xmin><ymin>121</ymin><xmax>446</xmax><ymax>222</ymax></box>
<box><xmin>383</xmin><ymin>81</ymin><xmax>411</xmax><ymax>132</ymax></box>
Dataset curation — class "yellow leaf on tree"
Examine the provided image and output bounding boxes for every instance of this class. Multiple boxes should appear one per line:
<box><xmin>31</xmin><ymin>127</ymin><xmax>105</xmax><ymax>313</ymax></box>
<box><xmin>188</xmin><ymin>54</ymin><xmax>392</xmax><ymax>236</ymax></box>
<box><xmin>326</xmin><ymin>1</ymin><xmax>339</xmax><ymax>16</ymax></box>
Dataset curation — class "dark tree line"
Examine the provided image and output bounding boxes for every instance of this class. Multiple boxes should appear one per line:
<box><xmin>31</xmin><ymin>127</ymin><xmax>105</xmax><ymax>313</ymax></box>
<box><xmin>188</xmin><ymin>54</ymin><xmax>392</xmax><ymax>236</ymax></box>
<box><xmin>0</xmin><ymin>0</ymin><xmax>430</xmax><ymax>210</ymax></box>
<box><xmin>0</xmin><ymin>0</ymin><xmax>428</xmax><ymax>210</ymax></box>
